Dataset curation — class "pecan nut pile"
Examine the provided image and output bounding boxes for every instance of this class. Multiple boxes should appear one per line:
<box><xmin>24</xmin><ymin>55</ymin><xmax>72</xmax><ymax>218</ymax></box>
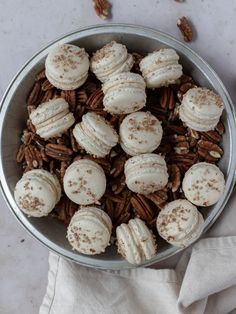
<box><xmin>16</xmin><ymin>56</ymin><xmax>224</xmax><ymax>236</ymax></box>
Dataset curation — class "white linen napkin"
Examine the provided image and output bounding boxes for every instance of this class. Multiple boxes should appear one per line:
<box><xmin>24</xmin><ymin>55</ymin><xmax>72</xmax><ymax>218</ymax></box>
<box><xmin>40</xmin><ymin>191</ymin><xmax>236</xmax><ymax>314</ymax></box>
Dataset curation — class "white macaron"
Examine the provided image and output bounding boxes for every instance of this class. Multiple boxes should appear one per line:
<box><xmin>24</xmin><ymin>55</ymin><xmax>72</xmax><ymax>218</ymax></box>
<box><xmin>179</xmin><ymin>87</ymin><xmax>224</xmax><ymax>131</ymax></box>
<box><xmin>14</xmin><ymin>169</ymin><xmax>61</xmax><ymax>217</ymax></box>
<box><xmin>139</xmin><ymin>48</ymin><xmax>183</xmax><ymax>88</ymax></box>
<box><xmin>90</xmin><ymin>41</ymin><xmax>134</xmax><ymax>83</ymax></box>
<box><xmin>30</xmin><ymin>98</ymin><xmax>75</xmax><ymax>139</ymax></box>
<box><xmin>45</xmin><ymin>44</ymin><xmax>89</xmax><ymax>90</ymax></box>
<box><xmin>116</xmin><ymin>218</ymin><xmax>157</xmax><ymax>264</ymax></box>
<box><xmin>63</xmin><ymin>159</ymin><xmax>106</xmax><ymax>205</ymax></box>
<box><xmin>156</xmin><ymin>199</ymin><xmax>204</xmax><ymax>247</ymax></box>
<box><xmin>67</xmin><ymin>207</ymin><xmax>112</xmax><ymax>255</ymax></box>
<box><xmin>73</xmin><ymin>112</ymin><xmax>118</xmax><ymax>158</ymax></box>
<box><xmin>182</xmin><ymin>162</ymin><xmax>225</xmax><ymax>207</ymax></box>
<box><xmin>124</xmin><ymin>153</ymin><xmax>169</xmax><ymax>194</ymax></box>
<box><xmin>119</xmin><ymin>111</ymin><xmax>163</xmax><ymax>156</ymax></box>
<box><xmin>102</xmin><ymin>72</ymin><xmax>146</xmax><ymax>114</ymax></box>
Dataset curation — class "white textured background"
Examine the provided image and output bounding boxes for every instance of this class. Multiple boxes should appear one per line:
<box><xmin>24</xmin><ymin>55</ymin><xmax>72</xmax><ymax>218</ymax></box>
<box><xmin>0</xmin><ymin>1</ymin><xmax>236</xmax><ymax>313</ymax></box>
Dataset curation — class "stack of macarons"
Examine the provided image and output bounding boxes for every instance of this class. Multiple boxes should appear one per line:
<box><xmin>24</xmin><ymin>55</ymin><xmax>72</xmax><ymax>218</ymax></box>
<box><xmin>14</xmin><ymin>40</ymin><xmax>226</xmax><ymax>265</ymax></box>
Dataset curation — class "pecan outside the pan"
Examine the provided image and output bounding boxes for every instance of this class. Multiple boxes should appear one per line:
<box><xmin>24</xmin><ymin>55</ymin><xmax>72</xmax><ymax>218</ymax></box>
<box><xmin>92</xmin><ymin>0</ymin><xmax>111</xmax><ymax>20</ymax></box>
<box><xmin>177</xmin><ymin>16</ymin><xmax>193</xmax><ymax>42</ymax></box>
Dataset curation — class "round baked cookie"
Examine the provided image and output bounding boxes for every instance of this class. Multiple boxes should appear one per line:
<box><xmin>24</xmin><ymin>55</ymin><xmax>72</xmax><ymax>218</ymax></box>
<box><xmin>14</xmin><ymin>169</ymin><xmax>61</xmax><ymax>217</ymax></box>
<box><xmin>63</xmin><ymin>159</ymin><xmax>106</xmax><ymax>205</ymax></box>
<box><xmin>67</xmin><ymin>207</ymin><xmax>112</xmax><ymax>255</ymax></box>
<box><xmin>119</xmin><ymin>111</ymin><xmax>163</xmax><ymax>155</ymax></box>
<box><xmin>156</xmin><ymin>199</ymin><xmax>204</xmax><ymax>247</ymax></box>
<box><xmin>179</xmin><ymin>87</ymin><xmax>224</xmax><ymax>131</ymax></box>
<box><xmin>182</xmin><ymin>162</ymin><xmax>225</xmax><ymax>206</ymax></box>
<box><xmin>45</xmin><ymin>44</ymin><xmax>89</xmax><ymax>90</ymax></box>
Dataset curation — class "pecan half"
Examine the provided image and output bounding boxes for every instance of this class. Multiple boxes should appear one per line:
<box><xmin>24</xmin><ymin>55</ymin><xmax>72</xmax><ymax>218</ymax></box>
<box><xmin>110</xmin><ymin>155</ymin><xmax>127</xmax><ymax>178</ymax></box>
<box><xmin>201</xmin><ymin>130</ymin><xmax>222</xmax><ymax>143</ymax></box>
<box><xmin>132</xmin><ymin>52</ymin><xmax>143</xmax><ymax>73</ymax></box>
<box><xmin>215</xmin><ymin>121</ymin><xmax>225</xmax><ymax>135</ymax></box>
<box><xmin>27</xmin><ymin>82</ymin><xmax>41</xmax><ymax>106</ymax></box>
<box><xmin>45</xmin><ymin>144</ymin><xmax>73</xmax><ymax>161</ymax></box>
<box><xmin>174</xmin><ymin>141</ymin><xmax>189</xmax><ymax>154</ymax></box>
<box><xmin>77</xmin><ymin>90</ymin><xmax>88</xmax><ymax>104</ymax></box>
<box><xmin>53</xmin><ymin>197</ymin><xmax>78</xmax><ymax>225</ymax></box>
<box><xmin>86</xmin><ymin>89</ymin><xmax>104</xmax><ymax>109</ymax></box>
<box><xmin>16</xmin><ymin>144</ymin><xmax>26</xmax><ymax>163</ymax></box>
<box><xmin>111</xmin><ymin>175</ymin><xmax>126</xmax><ymax>195</ymax></box>
<box><xmin>131</xmin><ymin>194</ymin><xmax>154</xmax><ymax>222</ymax></box>
<box><xmin>145</xmin><ymin>190</ymin><xmax>168</xmax><ymax>210</ymax></box>
<box><xmin>177</xmin><ymin>16</ymin><xmax>193</xmax><ymax>42</ymax></box>
<box><xmin>168</xmin><ymin>164</ymin><xmax>181</xmax><ymax>192</ymax></box>
<box><xmin>61</xmin><ymin>90</ymin><xmax>77</xmax><ymax>111</ymax></box>
<box><xmin>197</xmin><ymin>139</ymin><xmax>223</xmax><ymax>160</ymax></box>
<box><xmin>36</xmin><ymin>69</ymin><xmax>46</xmax><ymax>81</ymax></box>
<box><xmin>160</xmin><ymin>87</ymin><xmax>176</xmax><ymax>110</ymax></box>
<box><xmin>41</xmin><ymin>80</ymin><xmax>54</xmax><ymax>91</ymax></box>
<box><xmin>41</xmin><ymin>89</ymin><xmax>54</xmax><ymax>103</ymax></box>
<box><xmin>92</xmin><ymin>0</ymin><xmax>111</xmax><ymax>20</ymax></box>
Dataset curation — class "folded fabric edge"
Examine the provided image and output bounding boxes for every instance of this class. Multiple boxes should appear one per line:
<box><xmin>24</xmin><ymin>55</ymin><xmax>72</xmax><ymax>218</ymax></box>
<box><xmin>191</xmin><ymin>236</ymin><xmax>236</xmax><ymax>253</ymax></box>
<box><xmin>39</xmin><ymin>252</ymin><xmax>60</xmax><ymax>314</ymax></box>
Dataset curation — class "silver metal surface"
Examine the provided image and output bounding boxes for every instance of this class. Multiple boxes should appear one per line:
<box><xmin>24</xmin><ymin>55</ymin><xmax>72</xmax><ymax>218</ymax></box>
<box><xmin>0</xmin><ymin>24</ymin><xmax>236</xmax><ymax>270</ymax></box>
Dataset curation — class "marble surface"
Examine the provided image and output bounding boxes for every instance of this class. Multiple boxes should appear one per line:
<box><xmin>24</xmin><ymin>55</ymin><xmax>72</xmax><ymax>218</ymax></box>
<box><xmin>0</xmin><ymin>0</ymin><xmax>236</xmax><ymax>313</ymax></box>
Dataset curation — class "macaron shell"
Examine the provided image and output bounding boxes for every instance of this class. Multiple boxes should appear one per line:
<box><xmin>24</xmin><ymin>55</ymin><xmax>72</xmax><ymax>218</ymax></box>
<box><xmin>45</xmin><ymin>44</ymin><xmax>89</xmax><ymax>90</ymax></box>
<box><xmin>179</xmin><ymin>87</ymin><xmax>224</xmax><ymax>131</ymax></box>
<box><xmin>14</xmin><ymin>169</ymin><xmax>61</xmax><ymax>217</ymax></box>
<box><xmin>145</xmin><ymin>64</ymin><xmax>183</xmax><ymax>88</ymax></box>
<box><xmin>24</xmin><ymin>169</ymin><xmax>62</xmax><ymax>203</ymax></box>
<box><xmin>102</xmin><ymin>72</ymin><xmax>146</xmax><ymax>94</ymax></box>
<box><xmin>156</xmin><ymin>199</ymin><xmax>199</xmax><ymax>242</ymax></box>
<box><xmin>83</xmin><ymin>112</ymin><xmax>118</xmax><ymax>147</ymax></box>
<box><xmin>140</xmin><ymin>48</ymin><xmax>183</xmax><ymax>88</ymax></box>
<box><xmin>128</xmin><ymin>218</ymin><xmax>157</xmax><ymax>261</ymax></box>
<box><xmin>73</xmin><ymin>123</ymin><xmax>108</xmax><ymax>157</ymax></box>
<box><xmin>103</xmin><ymin>88</ymin><xmax>146</xmax><ymax>114</ymax></box>
<box><xmin>182</xmin><ymin>87</ymin><xmax>224</xmax><ymax>118</ymax></box>
<box><xmin>140</xmin><ymin>48</ymin><xmax>180</xmax><ymax>69</ymax></box>
<box><xmin>125</xmin><ymin>154</ymin><xmax>169</xmax><ymax>194</ymax></box>
<box><xmin>30</xmin><ymin>98</ymin><xmax>69</xmax><ymax>125</ymax></box>
<box><xmin>46</xmin><ymin>71</ymin><xmax>88</xmax><ymax>91</ymax></box>
<box><xmin>91</xmin><ymin>41</ymin><xmax>127</xmax><ymax>73</ymax></box>
<box><xmin>116</xmin><ymin>223</ymin><xmax>142</xmax><ymax>264</ymax></box>
<box><xmin>116</xmin><ymin>218</ymin><xmax>157</xmax><ymax>264</ymax></box>
<box><xmin>126</xmin><ymin>168</ymin><xmax>169</xmax><ymax>194</ymax></box>
<box><xmin>63</xmin><ymin>160</ymin><xmax>106</xmax><ymax>205</ymax></box>
<box><xmin>67</xmin><ymin>207</ymin><xmax>112</xmax><ymax>255</ymax></box>
<box><xmin>182</xmin><ymin>162</ymin><xmax>225</xmax><ymax>206</ymax></box>
<box><xmin>75</xmin><ymin>207</ymin><xmax>112</xmax><ymax>234</ymax></box>
<box><xmin>73</xmin><ymin>112</ymin><xmax>118</xmax><ymax>157</ymax></box>
<box><xmin>170</xmin><ymin>212</ymin><xmax>204</xmax><ymax>247</ymax></box>
<box><xmin>97</xmin><ymin>53</ymin><xmax>134</xmax><ymax>82</ymax></box>
<box><xmin>37</xmin><ymin>112</ymin><xmax>75</xmax><ymax>139</ymax></box>
<box><xmin>179</xmin><ymin>105</ymin><xmax>219</xmax><ymax>131</ymax></box>
<box><xmin>119</xmin><ymin>111</ymin><xmax>163</xmax><ymax>155</ymax></box>
<box><xmin>90</xmin><ymin>41</ymin><xmax>133</xmax><ymax>82</ymax></box>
